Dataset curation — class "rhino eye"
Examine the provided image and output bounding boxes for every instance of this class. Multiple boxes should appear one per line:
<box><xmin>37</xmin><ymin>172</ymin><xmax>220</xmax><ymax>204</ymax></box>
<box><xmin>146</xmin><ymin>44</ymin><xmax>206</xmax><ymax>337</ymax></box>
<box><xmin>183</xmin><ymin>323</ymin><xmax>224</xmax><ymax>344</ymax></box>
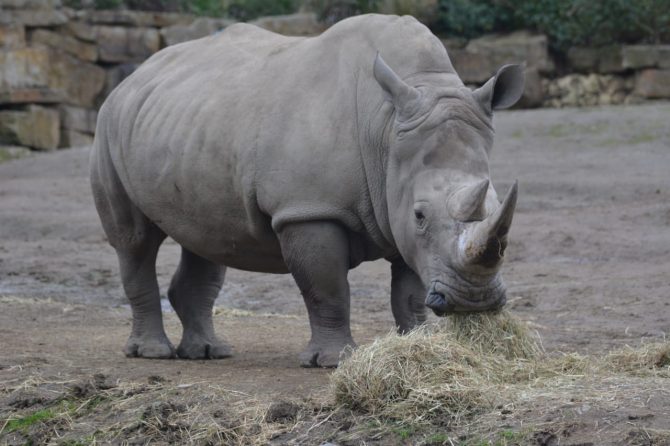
<box><xmin>414</xmin><ymin>209</ymin><xmax>427</xmax><ymax>230</ymax></box>
<box><xmin>414</xmin><ymin>209</ymin><xmax>428</xmax><ymax>233</ymax></box>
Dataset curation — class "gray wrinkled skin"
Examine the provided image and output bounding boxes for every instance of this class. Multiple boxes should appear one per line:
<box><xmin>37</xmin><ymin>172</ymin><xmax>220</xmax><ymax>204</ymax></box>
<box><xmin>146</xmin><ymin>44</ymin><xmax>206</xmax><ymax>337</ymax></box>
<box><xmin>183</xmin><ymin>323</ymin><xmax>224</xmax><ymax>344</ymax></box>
<box><xmin>90</xmin><ymin>14</ymin><xmax>525</xmax><ymax>367</ymax></box>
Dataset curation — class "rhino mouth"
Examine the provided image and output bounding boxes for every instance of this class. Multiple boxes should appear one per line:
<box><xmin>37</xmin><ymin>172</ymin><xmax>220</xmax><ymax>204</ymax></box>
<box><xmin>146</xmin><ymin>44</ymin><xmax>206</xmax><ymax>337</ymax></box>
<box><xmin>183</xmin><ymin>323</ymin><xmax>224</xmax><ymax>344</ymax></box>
<box><xmin>425</xmin><ymin>278</ymin><xmax>506</xmax><ymax>315</ymax></box>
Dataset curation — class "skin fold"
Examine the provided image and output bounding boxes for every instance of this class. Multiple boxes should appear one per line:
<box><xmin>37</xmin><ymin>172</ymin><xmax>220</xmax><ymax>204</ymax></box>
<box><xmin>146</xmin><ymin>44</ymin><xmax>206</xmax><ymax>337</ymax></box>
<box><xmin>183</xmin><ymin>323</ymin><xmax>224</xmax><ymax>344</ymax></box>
<box><xmin>90</xmin><ymin>14</ymin><xmax>525</xmax><ymax>367</ymax></box>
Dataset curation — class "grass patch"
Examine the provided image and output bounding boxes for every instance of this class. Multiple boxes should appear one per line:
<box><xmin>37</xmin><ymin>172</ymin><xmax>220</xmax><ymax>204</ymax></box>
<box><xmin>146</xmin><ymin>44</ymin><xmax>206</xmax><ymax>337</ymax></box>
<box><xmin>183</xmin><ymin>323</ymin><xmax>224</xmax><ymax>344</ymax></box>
<box><xmin>494</xmin><ymin>428</ymin><xmax>531</xmax><ymax>445</ymax></box>
<box><xmin>0</xmin><ymin>146</ymin><xmax>32</xmax><ymax>164</ymax></box>
<box><xmin>597</xmin><ymin>131</ymin><xmax>659</xmax><ymax>147</ymax></box>
<box><xmin>539</xmin><ymin>121</ymin><xmax>609</xmax><ymax>139</ymax></box>
<box><xmin>2</xmin><ymin>407</ymin><xmax>58</xmax><ymax>434</ymax></box>
<box><xmin>626</xmin><ymin>132</ymin><xmax>656</xmax><ymax>145</ymax></box>
<box><xmin>425</xmin><ymin>432</ymin><xmax>450</xmax><ymax>444</ymax></box>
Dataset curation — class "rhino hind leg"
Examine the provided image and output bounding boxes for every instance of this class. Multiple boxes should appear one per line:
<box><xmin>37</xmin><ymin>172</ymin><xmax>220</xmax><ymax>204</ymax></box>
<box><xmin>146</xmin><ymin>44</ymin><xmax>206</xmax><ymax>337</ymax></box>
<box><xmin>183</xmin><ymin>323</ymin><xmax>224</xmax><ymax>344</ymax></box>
<box><xmin>278</xmin><ymin>221</ymin><xmax>356</xmax><ymax>368</ymax></box>
<box><xmin>390</xmin><ymin>259</ymin><xmax>427</xmax><ymax>334</ymax></box>
<box><xmin>116</xmin><ymin>229</ymin><xmax>176</xmax><ymax>359</ymax></box>
<box><xmin>91</xmin><ymin>142</ymin><xmax>175</xmax><ymax>359</ymax></box>
<box><xmin>167</xmin><ymin>248</ymin><xmax>231</xmax><ymax>359</ymax></box>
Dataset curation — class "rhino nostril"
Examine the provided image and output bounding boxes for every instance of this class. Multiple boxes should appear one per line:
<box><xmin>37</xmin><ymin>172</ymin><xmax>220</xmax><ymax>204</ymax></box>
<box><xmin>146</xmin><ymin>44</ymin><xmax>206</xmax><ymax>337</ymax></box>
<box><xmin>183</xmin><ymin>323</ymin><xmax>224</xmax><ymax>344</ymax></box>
<box><xmin>425</xmin><ymin>291</ymin><xmax>447</xmax><ymax>310</ymax></box>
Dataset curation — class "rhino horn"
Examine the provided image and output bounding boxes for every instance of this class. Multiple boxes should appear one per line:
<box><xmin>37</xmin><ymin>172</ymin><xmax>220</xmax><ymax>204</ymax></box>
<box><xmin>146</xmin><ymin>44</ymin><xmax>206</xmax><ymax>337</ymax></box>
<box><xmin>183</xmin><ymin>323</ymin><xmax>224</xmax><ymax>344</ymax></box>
<box><xmin>448</xmin><ymin>179</ymin><xmax>490</xmax><ymax>222</ymax></box>
<box><xmin>373</xmin><ymin>52</ymin><xmax>421</xmax><ymax>118</ymax></box>
<box><xmin>462</xmin><ymin>181</ymin><xmax>518</xmax><ymax>266</ymax></box>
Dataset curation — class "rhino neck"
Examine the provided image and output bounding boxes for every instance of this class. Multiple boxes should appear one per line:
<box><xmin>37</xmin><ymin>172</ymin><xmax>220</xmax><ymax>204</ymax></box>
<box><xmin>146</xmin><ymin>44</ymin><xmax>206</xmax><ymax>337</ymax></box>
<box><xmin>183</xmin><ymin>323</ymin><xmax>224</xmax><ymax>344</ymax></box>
<box><xmin>357</xmin><ymin>77</ymin><xmax>397</xmax><ymax>254</ymax></box>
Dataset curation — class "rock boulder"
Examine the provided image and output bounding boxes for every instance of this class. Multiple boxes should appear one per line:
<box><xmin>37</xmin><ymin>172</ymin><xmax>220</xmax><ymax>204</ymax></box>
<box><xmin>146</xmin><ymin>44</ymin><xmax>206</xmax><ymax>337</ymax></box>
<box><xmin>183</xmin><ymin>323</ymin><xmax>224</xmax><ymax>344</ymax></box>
<box><xmin>449</xmin><ymin>31</ymin><xmax>554</xmax><ymax>84</ymax></box>
<box><xmin>30</xmin><ymin>28</ymin><xmax>97</xmax><ymax>61</ymax></box>
<box><xmin>0</xmin><ymin>23</ymin><xmax>26</xmax><ymax>50</ymax></box>
<box><xmin>634</xmin><ymin>69</ymin><xmax>670</xmax><ymax>98</ymax></box>
<box><xmin>0</xmin><ymin>46</ymin><xmax>59</xmax><ymax>103</ymax></box>
<box><xmin>2</xmin><ymin>8</ymin><xmax>69</xmax><ymax>26</ymax></box>
<box><xmin>94</xmin><ymin>26</ymin><xmax>160</xmax><ymax>63</ymax></box>
<box><xmin>250</xmin><ymin>13</ymin><xmax>325</xmax><ymax>36</ymax></box>
<box><xmin>161</xmin><ymin>17</ymin><xmax>233</xmax><ymax>46</ymax></box>
<box><xmin>622</xmin><ymin>45</ymin><xmax>670</xmax><ymax>70</ymax></box>
<box><xmin>59</xmin><ymin>104</ymin><xmax>97</xmax><ymax>133</ymax></box>
<box><xmin>0</xmin><ymin>105</ymin><xmax>59</xmax><ymax>150</ymax></box>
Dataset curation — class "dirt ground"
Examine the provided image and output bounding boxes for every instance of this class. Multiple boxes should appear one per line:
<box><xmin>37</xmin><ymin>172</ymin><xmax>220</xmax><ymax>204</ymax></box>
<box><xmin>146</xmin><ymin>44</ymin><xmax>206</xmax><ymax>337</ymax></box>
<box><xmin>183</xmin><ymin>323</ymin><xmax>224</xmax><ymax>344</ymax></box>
<box><xmin>1</xmin><ymin>103</ymin><xmax>669</xmax><ymax>445</ymax></box>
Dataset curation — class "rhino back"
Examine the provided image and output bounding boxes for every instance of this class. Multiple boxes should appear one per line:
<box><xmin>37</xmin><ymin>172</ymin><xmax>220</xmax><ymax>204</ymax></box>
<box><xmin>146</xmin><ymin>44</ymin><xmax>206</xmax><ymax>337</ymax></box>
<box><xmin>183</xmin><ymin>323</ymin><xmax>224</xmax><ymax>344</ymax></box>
<box><xmin>96</xmin><ymin>14</ymin><xmax>453</xmax><ymax>270</ymax></box>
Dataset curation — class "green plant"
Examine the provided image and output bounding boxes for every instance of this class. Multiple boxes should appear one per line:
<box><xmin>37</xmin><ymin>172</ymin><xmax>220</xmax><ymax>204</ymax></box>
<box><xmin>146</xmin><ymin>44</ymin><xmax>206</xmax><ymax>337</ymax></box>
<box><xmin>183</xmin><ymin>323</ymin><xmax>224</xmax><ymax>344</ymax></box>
<box><xmin>182</xmin><ymin>0</ymin><xmax>225</xmax><ymax>16</ymax></box>
<box><xmin>125</xmin><ymin>0</ymin><xmax>183</xmax><ymax>11</ymax></box>
<box><xmin>306</xmin><ymin>0</ymin><xmax>376</xmax><ymax>24</ymax></box>
<box><xmin>2</xmin><ymin>408</ymin><xmax>58</xmax><ymax>434</ymax></box>
<box><xmin>434</xmin><ymin>0</ymin><xmax>670</xmax><ymax>50</ymax></box>
<box><xmin>512</xmin><ymin>0</ymin><xmax>633</xmax><ymax>49</ymax></box>
<box><xmin>493</xmin><ymin>428</ymin><xmax>530</xmax><ymax>445</ymax></box>
<box><xmin>93</xmin><ymin>0</ymin><xmax>123</xmax><ymax>9</ymax></box>
<box><xmin>426</xmin><ymin>432</ymin><xmax>450</xmax><ymax>444</ymax></box>
<box><xmin>435</xmin><ymin>0</ymin><xmax>515</xmax><ymax>39</ymax></box>
<box><xmin>225</xmin><ymin>0</ymin><xmax>301</xmax><ymax>20</ymax></box>
<box><xmin>393</xmin><ymin>424</ymin><xmax>415</xmax><ymax>440</ymax></box>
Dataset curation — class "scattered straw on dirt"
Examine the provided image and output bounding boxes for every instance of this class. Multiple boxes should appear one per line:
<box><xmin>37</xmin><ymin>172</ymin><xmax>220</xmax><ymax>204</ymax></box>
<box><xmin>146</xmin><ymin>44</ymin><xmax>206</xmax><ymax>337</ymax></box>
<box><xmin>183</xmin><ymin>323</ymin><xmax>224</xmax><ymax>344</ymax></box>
<box><xmin>0</xmin><ymin>375</ymin><xmax>299</xmax><ymax>446</ymax></box>
<box><xmin>2</xmin><ymin>310</ymin><xmax>668</xmax><ymax>445</ymax></box>
<box><xmin>331</xmin><ymin>310</ymin><xmax>670</xmax><ymax>428</ymax></box>
<box><xmin>604</xmin><ymin>342</ymin><xmax>670</xmax><ymax>374</ymax></box>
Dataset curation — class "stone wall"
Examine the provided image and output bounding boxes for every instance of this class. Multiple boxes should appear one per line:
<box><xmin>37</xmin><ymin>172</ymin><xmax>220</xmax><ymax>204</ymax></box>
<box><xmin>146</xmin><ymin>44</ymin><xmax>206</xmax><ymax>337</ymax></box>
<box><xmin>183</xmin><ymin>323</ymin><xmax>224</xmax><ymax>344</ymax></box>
<box><xmin>1</xmin><ymin>2</ymin><xmax>669</xmax><ymax>153</ymax></box>
<box><xmin>0</xmin><ymin>0</ymin><xmax>323</xmax><ymax>153</ymax></box>
<box><xmin>444</xmin><ymin>32</ymin><xmax>670</xmax><ymax>109</ymax></box>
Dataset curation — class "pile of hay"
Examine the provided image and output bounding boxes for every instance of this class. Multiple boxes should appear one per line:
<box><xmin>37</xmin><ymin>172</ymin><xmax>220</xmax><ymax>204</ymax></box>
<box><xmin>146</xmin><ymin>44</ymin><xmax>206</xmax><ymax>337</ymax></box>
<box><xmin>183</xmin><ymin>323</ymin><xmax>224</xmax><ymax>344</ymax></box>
<box><xmin>331</xmin><ymin>310</ymin><xmax>669</xmax><ymax>425</ymax></box>
<box><xmin>331</xmin><ymin>311</ymin><xmax>540</xmax><ymax>422</ymax></box>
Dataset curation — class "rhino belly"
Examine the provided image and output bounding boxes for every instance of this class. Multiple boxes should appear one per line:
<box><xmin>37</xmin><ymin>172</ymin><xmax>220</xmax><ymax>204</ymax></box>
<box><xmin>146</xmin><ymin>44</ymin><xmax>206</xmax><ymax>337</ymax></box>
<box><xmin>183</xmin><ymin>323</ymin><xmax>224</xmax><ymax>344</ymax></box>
<box><xmin>144</xmin><ymin>194</ymin><xmax>288</xmax><ymax>273</ymax></box>
<box><xmin>116</xmin><ymin>135</ymin><xmax>288</xmax><ymax>273</ymax></box>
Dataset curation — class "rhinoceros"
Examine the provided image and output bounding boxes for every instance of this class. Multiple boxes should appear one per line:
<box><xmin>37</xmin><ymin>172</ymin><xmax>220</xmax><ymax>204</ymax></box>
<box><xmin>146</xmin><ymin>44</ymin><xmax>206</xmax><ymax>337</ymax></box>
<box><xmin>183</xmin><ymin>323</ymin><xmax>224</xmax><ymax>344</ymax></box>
<box><xmin>90</xmin><ymin>14</ymin><xmax>524</xmax><ymax>367</ymax></box>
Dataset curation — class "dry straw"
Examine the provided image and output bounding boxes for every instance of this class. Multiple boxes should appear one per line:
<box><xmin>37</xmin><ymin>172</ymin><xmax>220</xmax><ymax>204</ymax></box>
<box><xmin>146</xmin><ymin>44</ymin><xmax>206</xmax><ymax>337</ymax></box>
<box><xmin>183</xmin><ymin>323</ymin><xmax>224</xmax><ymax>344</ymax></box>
<box><xmin>331</xmin><ymin>310</ymin><xmax>669</xmax><ymax>425</ymax></box>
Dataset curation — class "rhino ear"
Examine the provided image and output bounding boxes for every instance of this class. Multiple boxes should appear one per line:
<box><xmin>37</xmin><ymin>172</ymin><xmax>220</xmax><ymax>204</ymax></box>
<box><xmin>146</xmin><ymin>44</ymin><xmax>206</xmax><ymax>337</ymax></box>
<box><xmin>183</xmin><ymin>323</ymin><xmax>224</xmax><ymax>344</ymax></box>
<box><xmin>373</xmin><ymin>52</ymin><xmax>421</xmax><ymax>118</ymax></box>
<box><xmin>473</xmin><ymin>64</ymin><xmax>525</xmax><ymax>113</ymax></box>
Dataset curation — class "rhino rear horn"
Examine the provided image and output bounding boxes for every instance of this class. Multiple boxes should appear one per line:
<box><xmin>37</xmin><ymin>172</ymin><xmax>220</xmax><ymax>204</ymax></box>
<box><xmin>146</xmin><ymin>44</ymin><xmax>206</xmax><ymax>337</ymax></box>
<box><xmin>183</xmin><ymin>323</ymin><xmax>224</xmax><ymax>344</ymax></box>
<box><xmin>448</xmin><ymin>179</ymin><xmax>489</xmax><ymax>222</ymax></box>
<box><xmin>473</xmin><ymin>64</ymin><xmax>525</xmax><ymax>113</ymax></box>
<box><xmin>373</xmin><ymin>52</ymin><xmax>421</xmax><ymax>119</ymax></box>
<box><xmin>463</xmin><ymin>181</ymin><xmax>518</xmax><ymax>266</ymax></box>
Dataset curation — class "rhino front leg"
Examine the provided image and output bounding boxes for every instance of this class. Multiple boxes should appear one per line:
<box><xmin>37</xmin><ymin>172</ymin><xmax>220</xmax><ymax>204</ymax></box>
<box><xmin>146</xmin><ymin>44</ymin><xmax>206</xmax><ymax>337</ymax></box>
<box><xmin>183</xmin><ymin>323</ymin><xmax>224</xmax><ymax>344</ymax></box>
<box><xmin>168</xmin><ymin>248</ymin><xmax>232</xmax><ymax>359</ymax></box>
<box><xmin>390</xmin><ymin>258</ymin><xmax>427</xmax><ymax>333</ymax></box>
<box><xmin>278</xmin><ymin>221</ymin><xmax>356</xmax><ymax>368</ymax></box>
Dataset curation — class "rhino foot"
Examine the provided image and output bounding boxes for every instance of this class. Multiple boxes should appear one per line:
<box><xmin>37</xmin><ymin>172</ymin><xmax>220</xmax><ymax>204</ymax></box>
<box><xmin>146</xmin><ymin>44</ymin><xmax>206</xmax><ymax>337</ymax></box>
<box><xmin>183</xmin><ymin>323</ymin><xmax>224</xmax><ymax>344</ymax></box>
<box><xmin>299</xmin><ymin>340</ymin><xmax>356</xmax><ymax>368</ymax></box>
<box><xmin>176</xmin><ymin>335</ymin><xmax>233</xmax><ymax>359</ymax></box>
<box><xmin>124</xmin><ymin>336</ymin><xmax>176</xmax><ymax>359</ymax></box>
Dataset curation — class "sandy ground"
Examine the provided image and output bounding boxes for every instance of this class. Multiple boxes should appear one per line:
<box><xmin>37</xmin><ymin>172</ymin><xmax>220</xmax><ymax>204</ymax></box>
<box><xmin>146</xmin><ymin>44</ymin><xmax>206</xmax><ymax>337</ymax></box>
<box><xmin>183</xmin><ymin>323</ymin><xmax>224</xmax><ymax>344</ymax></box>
<box><xmin>1</xmin><ymin>103</ymin><xmax>669</xmax><ymax>444</ymax></box>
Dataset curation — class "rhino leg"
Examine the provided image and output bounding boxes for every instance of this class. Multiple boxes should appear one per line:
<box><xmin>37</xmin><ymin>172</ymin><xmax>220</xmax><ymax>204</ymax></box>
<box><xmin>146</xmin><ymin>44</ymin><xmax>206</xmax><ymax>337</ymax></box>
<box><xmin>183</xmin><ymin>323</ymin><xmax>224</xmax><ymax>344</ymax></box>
<box><xmin>116</xmin><ymin>230</ymin><xmax>176</xmax><ymax>359</ymax></box>
<box><xmin>167</xmin><ymin>248</ymin><xmax>231</xmax><ymax>359</ymax></box>
<box><xmin>390</xmin><ymin>258</ymin><xmax>427</xmax><ymax>334</ymax></box>
<box><xmin>278</xmin><ymin>221</ymin><xmax>356</xmax><ymax>368</ymax></box>
<box><xmin>91</xmin><ymin>143</ymin><xmax>175</xmax><ymax>359</ymax></box>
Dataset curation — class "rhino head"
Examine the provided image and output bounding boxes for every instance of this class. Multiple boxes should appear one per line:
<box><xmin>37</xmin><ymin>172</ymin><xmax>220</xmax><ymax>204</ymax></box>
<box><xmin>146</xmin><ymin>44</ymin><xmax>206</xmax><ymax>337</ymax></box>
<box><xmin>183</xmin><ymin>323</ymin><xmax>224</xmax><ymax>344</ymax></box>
<box><xmin>374</xmin><ymin>54</ymin><xmax>525</xmax><ymax>315</ymax></box>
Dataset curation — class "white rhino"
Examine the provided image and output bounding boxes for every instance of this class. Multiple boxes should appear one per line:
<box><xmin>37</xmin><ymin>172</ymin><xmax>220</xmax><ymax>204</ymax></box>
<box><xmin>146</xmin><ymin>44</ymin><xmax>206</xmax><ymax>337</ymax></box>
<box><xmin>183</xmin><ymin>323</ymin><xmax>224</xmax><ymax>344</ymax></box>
<box><xmin>90</xmin><ymin>14</ymin><xmax>524</xmax><ymax>367</ymax></box>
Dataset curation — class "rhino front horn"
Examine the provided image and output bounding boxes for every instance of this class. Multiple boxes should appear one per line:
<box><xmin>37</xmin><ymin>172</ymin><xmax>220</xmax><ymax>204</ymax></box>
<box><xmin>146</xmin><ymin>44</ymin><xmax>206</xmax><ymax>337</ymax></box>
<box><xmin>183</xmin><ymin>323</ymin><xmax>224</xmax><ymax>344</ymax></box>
<box><xmin>462</xmin><ymin>181</ymin><xmax>518</xmax><ymax>267</ymax></box>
